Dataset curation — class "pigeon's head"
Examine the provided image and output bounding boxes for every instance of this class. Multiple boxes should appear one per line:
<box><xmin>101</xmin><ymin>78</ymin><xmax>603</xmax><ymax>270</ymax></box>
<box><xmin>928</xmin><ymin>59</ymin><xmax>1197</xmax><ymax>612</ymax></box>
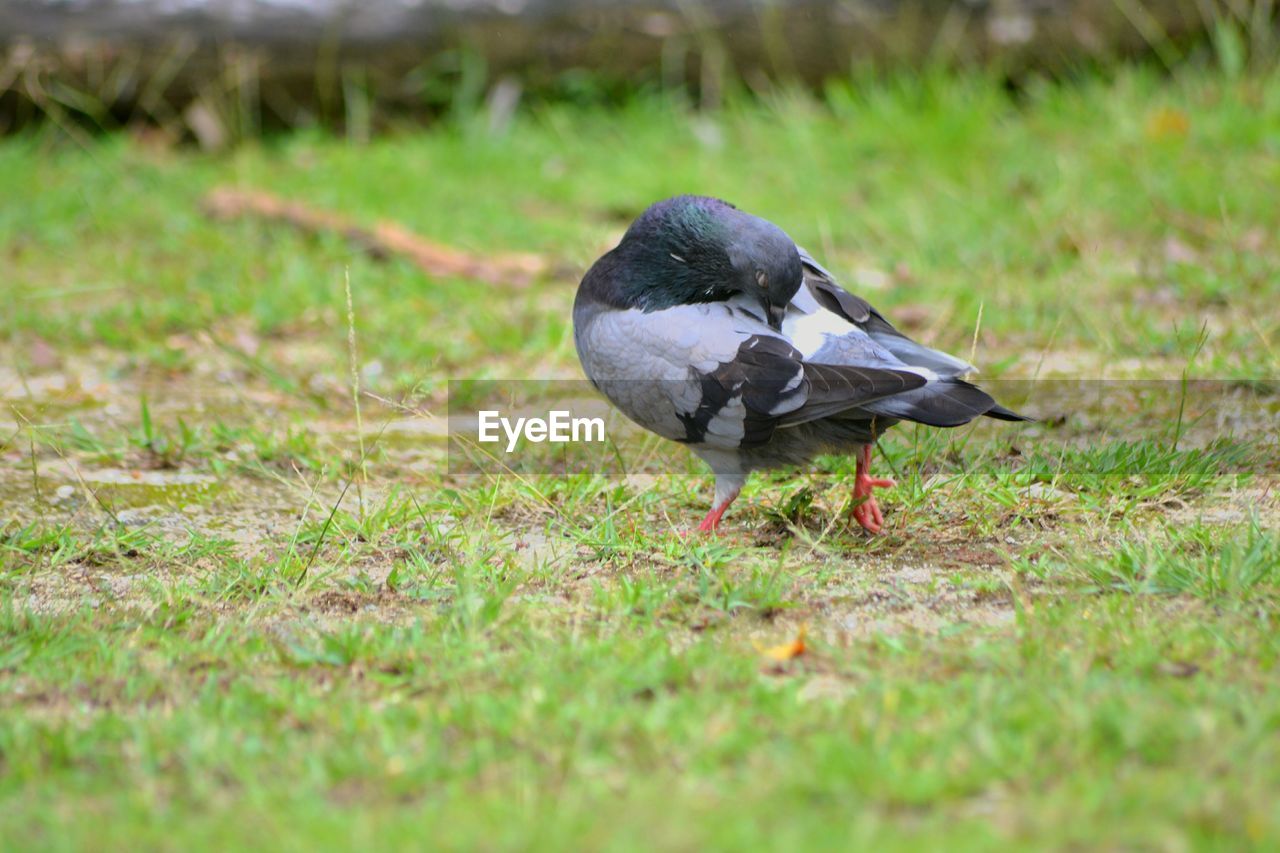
<box><xmin>619</xmin><ymin>196</ymin><xmax>803</xmax><ymax>328</ymax></box>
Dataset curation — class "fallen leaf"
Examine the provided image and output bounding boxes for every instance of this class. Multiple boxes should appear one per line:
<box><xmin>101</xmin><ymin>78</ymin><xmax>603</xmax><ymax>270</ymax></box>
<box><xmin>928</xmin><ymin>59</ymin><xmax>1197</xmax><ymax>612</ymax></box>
<box><xmin>1146</xmin><ymin>107</ymin><xmax>1190</xmax><ymax>140</ymax></box>
<box><xmin>759</xmin><ymin>625</ymin><xmax>807</xmax><ymax>661</ymax></box>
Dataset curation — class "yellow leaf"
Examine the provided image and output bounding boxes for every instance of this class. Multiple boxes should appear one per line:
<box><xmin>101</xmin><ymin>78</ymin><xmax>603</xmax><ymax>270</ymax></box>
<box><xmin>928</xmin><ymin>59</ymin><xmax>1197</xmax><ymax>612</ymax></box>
<box><xmin>759</xmin><ymin>625</ymin><xmax>807</xmax><ymax>661</ymax></box>
<box><xmin>1146</xmin><ymin>107</ymin><xmax>1190</xmax><ymax>140</ymax></box>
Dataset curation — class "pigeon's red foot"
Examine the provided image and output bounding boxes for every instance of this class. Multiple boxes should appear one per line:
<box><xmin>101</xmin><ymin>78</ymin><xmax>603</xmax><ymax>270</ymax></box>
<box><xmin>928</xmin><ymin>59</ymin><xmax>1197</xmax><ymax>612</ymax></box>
<box><xmin>696</xmin><ymin>489</ymin><xmax>741</xmax><ymax>534</ymax></box>
<box><xmin>851</xmin><ymin>445</ymin><xmax>895</xmax><ymax>534</ymax></box>
<box><xmin>851</xmin><ymin>474</ymin><xmax>895</xmax><ymax>534</ymax></box>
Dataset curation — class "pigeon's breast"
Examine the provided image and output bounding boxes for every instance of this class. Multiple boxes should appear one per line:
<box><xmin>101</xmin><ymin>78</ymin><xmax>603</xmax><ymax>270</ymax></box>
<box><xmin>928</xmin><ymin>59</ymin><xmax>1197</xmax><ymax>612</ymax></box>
<box><xmin>574</xmin><ymin>303</ymin><xmax>761</xmax><ymax>444</ymax></box>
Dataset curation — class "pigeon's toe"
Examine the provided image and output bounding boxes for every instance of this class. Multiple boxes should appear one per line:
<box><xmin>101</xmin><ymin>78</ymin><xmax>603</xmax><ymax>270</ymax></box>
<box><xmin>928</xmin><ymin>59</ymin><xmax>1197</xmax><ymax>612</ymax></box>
<box><xmin>851</xmin><ymin>495</ymin><xmax>884</xmax><ymax>534</ymax></box>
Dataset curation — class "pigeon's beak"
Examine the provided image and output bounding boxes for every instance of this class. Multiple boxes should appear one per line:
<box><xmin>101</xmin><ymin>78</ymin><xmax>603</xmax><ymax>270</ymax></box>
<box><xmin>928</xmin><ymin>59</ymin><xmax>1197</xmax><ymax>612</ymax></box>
<box><xmin>752</xmin><ymin>268</ymin><xmax>787</xmax><ymax>330</ymax></box>
<box><xmin>765</xmin><ymin>298</ymin><xmax>787</xmax><ymax>331</ymax></box>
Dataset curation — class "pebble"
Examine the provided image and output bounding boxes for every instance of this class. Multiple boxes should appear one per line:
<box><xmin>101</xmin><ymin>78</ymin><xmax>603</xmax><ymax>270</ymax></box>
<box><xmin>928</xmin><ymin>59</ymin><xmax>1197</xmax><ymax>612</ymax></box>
<box><xmin>1026</xmin><ymin>482</ymin><xmax>1072</xmax><ymax>501</ymax></box>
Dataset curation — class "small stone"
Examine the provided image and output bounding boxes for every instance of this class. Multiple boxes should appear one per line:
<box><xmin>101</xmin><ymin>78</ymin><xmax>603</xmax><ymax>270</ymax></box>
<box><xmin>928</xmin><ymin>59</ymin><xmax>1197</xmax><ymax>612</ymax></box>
<box><xmin>1027</xmin><ymin>482</ymin><xmax>1071</xmax><ymax>501</ymax></box>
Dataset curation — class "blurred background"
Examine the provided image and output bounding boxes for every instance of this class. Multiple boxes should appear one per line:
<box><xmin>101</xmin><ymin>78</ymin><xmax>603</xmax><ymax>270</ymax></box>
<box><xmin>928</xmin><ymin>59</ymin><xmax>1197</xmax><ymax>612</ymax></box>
<box><xmin>2</xmin><ymin>0</ymin><xmax>1274</xmax><ymax>144</ymax></box>
<box><xmin>3</xmin><ymin>0</ymin><xmax>1276</xmax><ymax>391</ymax></box>
<box><xmin>4</xmin><ymin>3</ymin><xmax>1280</xmax><ymax>849</ymax></box>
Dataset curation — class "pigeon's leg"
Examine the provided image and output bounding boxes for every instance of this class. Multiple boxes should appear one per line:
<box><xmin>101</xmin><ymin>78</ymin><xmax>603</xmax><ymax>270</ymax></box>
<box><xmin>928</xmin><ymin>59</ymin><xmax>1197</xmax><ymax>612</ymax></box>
<box><xmin>697</xmin><ymin>488</ymin><xmax>741</xmax><ymax>533</ymax></box>
<box><xmin>696</xmin><ymin>475</ymin><xmax>744</xmax><ymax>533</ymax></box>
<box><xmin>851</xmin><ymin>444</ymin><xmax>896</xmax><ymax>534</ymax></box>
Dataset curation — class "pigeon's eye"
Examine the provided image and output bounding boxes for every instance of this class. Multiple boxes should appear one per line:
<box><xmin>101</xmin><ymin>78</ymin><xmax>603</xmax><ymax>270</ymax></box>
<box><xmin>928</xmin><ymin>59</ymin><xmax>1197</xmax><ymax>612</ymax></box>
<box><xmin>755</xmin><ymin>269</ymin><xmax>769</xmax><ymax>289</ymax></box>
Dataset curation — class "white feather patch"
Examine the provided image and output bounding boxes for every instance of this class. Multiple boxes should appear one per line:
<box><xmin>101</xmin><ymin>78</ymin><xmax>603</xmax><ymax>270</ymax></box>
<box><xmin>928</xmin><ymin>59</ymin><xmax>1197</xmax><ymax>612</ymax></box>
<box><xmin>781</xmin><ymin>305</ymin><xmax>855</xmax><ymax>360</ymax></box>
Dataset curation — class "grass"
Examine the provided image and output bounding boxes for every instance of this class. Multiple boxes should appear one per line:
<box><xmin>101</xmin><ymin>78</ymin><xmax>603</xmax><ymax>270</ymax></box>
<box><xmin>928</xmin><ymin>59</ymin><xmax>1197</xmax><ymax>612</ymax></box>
<box><xmin>2</xmin><ymin>63</ymin><xmax>1280</xmax><ymax>849</ymax></box>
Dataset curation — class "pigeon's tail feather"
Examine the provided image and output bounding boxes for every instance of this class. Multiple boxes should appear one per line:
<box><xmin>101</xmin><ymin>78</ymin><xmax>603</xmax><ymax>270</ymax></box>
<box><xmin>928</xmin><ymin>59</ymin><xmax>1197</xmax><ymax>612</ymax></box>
<box><xmin>983</xmin><ymin>402</ymin><xmax>1033</xmax><ymax>422</ymax></box>
<box><xmin>862</xmin><ymin>380</ymin><xmax>1007</xmax><ymax>428</ymax></box>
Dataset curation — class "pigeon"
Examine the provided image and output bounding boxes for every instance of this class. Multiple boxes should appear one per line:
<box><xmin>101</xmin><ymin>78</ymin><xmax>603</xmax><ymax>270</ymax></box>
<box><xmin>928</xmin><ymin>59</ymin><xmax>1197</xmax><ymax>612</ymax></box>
<box><xmin>573</xmin><ymin>195</ymin><xmax>1027</xmax><ymax>534</ymax></box>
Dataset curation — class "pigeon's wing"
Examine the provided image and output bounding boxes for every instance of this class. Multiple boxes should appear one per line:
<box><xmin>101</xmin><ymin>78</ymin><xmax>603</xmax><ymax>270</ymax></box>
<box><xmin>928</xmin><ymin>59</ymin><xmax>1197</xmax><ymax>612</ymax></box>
<box><xmin>787</xmin><ymin>249</ymin><xmax>1030</xmax><ymax>426</ymax></box>
<box><xmin>576</xmin><ymin>300</ymin><xmax>925</xmax><ymax>450</ymax></box>
<box><xmin>691</xmin><ymin>331</ymin><xmax>926</xmax><ymax>446</ymax></box>
<box><xmin>795</xmin><ymin>248</ymin><xmax>976</xmax><ymax>376</ymax></box>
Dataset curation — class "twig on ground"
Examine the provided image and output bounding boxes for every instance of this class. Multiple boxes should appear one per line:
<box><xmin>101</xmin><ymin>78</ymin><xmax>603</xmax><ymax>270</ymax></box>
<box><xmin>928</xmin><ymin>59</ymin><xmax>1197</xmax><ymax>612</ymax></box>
<box><xmin>202</xmin><ymin>187</ymin><xmax>549</xmax><ymax>287</ymax></box>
